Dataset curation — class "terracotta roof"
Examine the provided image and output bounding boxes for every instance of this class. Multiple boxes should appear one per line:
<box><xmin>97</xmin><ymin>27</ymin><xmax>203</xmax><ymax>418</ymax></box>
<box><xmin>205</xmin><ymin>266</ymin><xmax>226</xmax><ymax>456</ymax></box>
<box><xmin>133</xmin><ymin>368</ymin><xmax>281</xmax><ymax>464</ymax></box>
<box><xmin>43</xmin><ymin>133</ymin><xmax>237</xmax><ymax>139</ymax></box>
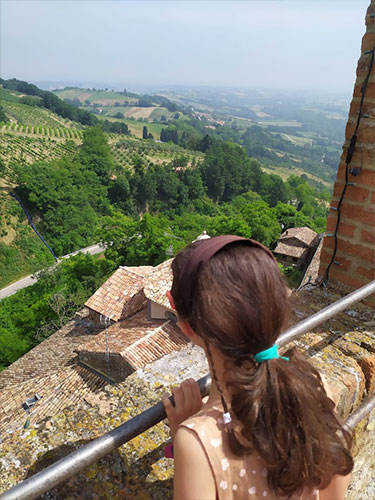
<box><xmin>0</xmin><ymin>259</ymin><xmax>184</xmax><ymax>435</ymax></box>
<box><xmin>280</xmin><ymin>227</ymin><xmax>317</xmax><ymax>247</ymax></box>
<box><xmin>0</xmin><ymin>366</ymin><xmax>105</xmax><ymax>434</ymax></box>
<box><xmin>143</xmin><ymin>259</ymin><xmax>173</xmax><ymax>308</ymax></box>
<box><xmin>79</xmin><ymin>308</ymin><xmax>188</xmax><ymax>370</ymax></box>
<box><xmin>84</xmin><ymin>266</ymin><xmax>153</xmax><ymax>321</ymax></box>
<box><xmin>274</xmin><ymin>242</ymin><xmax>308</xmax><ymax>259</ymax></box>
<box><xmin>0</xmin><ymin>310</ymin><xmax>111</xmax><ymax>433</ymax></box>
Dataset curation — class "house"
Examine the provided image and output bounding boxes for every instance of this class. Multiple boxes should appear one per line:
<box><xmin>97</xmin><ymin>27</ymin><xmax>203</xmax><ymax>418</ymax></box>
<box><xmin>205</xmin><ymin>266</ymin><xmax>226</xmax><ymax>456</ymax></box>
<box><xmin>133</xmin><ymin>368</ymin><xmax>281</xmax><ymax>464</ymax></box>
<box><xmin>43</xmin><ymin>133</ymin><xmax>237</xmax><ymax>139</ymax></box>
<box><xmin>0</xmin><ymin>258</ymin><xmax>187</xmax><ymax>434</ymax></box>
<box><xmin>84</xmin><ymin>265</ymin><xmax>154</xmax><ymax>326</ymax></box>
<box><xmin>274</xmin><ymin>227</ymin><xmax>319</xmax><ymax>268</ymax></box>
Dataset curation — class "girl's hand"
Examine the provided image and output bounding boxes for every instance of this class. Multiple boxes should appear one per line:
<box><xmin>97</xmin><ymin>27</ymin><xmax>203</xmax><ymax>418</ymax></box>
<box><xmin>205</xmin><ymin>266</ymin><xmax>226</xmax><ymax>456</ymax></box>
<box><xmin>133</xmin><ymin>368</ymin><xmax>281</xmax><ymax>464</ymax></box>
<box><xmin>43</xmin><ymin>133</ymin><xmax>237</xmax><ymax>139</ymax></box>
<box><xmin>162</xmin><ymin>378</ymin><xmax>203</xmax><ymax>440</ymax></box>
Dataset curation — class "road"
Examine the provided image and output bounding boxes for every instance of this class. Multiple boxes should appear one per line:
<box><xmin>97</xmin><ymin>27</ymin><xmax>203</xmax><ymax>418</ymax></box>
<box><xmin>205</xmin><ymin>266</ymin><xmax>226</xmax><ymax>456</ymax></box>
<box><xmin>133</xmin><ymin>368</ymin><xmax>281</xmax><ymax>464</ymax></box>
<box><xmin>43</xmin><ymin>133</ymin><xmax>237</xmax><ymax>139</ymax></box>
<box><xmin>0</xmin><ymin>243</ymin><xmax>105</xmax><ymax>301</ymax></box>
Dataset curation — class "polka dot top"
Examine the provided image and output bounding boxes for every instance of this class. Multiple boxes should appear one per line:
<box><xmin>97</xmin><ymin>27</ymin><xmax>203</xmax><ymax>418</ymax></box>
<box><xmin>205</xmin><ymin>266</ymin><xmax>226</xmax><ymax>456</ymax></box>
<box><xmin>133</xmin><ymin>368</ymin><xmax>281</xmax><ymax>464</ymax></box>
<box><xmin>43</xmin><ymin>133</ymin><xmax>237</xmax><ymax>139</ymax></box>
<box><xmin>180</xmin><ymin>404</ymin><xmax>319</xmax><ymax>500</ymax></box>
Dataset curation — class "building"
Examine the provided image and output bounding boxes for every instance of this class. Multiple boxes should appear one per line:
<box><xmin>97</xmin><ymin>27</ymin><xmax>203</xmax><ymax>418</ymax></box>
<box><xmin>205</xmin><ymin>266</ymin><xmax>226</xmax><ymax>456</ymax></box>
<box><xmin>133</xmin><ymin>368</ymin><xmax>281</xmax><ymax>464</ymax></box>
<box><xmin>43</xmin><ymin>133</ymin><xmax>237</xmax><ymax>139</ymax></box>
<box><xmin>274</xmin><ymin>227</ymin><xmax>319</xmax><ymax>267</ymax></box>
<box><xmin>0</xmin><ymin>259</ymin><xmax>188</xmax><ymax>434</ymax></box>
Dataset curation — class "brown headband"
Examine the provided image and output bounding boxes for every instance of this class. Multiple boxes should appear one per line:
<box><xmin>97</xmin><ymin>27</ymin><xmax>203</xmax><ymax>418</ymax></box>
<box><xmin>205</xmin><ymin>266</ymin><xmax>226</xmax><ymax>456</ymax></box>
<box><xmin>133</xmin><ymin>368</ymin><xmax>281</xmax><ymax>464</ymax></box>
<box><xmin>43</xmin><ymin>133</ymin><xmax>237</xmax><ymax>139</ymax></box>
<box><xmin>179</xmin><ymin>235</ymin><xmax>275</xmax><ymax>316</ymax></box>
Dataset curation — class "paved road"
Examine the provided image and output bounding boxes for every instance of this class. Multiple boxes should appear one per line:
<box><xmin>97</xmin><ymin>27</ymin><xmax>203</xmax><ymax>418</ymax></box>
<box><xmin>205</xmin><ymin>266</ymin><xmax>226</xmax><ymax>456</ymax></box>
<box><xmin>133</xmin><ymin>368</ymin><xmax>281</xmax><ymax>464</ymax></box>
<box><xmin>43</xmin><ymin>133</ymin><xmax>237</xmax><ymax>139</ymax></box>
<box><xmin>0</xmin><ymin>244</ymin><xmax>105</xmax><ymax>301</ymax></box>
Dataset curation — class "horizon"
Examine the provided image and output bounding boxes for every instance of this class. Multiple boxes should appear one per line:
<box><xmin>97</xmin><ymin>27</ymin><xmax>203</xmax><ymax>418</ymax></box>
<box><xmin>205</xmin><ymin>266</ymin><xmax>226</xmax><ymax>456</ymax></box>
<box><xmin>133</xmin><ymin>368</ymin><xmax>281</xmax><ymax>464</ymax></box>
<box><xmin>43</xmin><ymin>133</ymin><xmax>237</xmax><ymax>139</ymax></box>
<box><xmin>1</xmin><ymin>1</ymin><xmax>370</xmax><ymax>95</ymax></box>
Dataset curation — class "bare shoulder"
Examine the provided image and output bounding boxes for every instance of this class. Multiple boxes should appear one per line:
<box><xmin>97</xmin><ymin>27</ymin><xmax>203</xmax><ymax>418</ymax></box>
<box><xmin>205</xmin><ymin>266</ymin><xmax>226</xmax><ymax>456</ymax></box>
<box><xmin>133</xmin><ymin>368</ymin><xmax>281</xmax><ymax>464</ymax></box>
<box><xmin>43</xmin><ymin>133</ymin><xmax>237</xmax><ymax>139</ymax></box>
<box><xmin>173</xmin><ymin>426</ymin><xmax>216</xmax><ymax>500</ymax></box>
<box><xmin>319</xmin><ymin>474</ymin><xmax>351</xmax><ymax>500</ymax></box>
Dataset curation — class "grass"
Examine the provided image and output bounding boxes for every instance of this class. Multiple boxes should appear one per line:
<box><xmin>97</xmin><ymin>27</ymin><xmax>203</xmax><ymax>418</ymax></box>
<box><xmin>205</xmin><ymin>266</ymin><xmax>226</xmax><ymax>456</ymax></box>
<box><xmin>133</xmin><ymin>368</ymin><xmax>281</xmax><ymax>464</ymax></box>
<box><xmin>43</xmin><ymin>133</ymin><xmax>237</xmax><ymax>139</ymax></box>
<box><xmin>0</xmin><ymin>191</ymin><xmax>55</xmax><ymax>289</ymax></box>
<box><xmin>273</xmin><ymin>132</ymin><xmax>313</xmax><ymax>147</ymax></box>
<box><xmin>53</xmin><ymin>89</ymin><xmax>138</xmax><ymax>104</ymax></box>
<box><xmin>98</xmin><ymin>116</ymin><xmax>165</xmax><ymax>139</ymax></box>
<box><xmin>261</xmin><ymin>164</ymin><xmax>332</xmax><ymax>188</ymax></box>
<box><xmin>258</xmin><ymin>120</ymin><xmax>302</xmax><ymax>127</ymax></box>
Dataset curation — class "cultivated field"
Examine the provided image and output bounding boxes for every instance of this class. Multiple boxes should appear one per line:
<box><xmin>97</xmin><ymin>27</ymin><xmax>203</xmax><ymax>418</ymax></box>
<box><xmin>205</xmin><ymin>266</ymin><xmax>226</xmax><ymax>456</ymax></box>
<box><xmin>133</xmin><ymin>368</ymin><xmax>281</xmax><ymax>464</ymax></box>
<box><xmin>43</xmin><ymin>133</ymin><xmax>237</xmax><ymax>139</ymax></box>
<box><xmin>0</xmin><ymin>133</ymin><xmax>79</xmax><ymax>166</ymax></box>
<box><xmin>111</xmin><ymin>136</ymin><xmax>204</xmax><ymax>170</ymax></box>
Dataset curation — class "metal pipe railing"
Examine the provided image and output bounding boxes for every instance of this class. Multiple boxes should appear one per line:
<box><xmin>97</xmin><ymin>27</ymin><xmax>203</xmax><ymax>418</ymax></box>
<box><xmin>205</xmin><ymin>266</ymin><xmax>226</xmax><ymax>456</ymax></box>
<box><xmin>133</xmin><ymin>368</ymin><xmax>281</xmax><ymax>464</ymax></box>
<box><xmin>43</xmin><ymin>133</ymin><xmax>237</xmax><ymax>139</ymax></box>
<box><xmin>1</xmin><ymin>280</ymin><xmax>374</xmax><ymax>500</ymax></box>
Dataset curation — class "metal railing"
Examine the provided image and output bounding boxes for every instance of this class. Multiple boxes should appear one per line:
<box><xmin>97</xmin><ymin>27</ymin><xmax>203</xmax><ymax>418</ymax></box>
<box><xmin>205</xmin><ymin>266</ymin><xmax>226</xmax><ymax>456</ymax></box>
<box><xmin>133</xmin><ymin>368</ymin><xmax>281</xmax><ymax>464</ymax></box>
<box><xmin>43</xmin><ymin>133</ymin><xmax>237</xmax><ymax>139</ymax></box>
<box><xmin>1</xmin><ymin>280</ymin><xmax>375</xmax><ymax>500</ymax></box>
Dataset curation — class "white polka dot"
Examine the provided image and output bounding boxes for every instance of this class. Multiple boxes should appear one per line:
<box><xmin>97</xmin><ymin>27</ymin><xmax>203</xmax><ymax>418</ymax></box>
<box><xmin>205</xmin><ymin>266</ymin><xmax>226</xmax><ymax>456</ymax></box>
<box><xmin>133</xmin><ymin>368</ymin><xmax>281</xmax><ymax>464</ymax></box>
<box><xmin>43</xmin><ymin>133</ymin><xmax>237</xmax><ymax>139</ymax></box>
<box><xmin>186</xmin><ymin>423</ymin><xmax>195</xmax><ymax>429</ymax></box>
<box><xmin>262</xmin><ymin>468</ymin><xmax>267</xmax><ymax>477</ymax></box>
<box><xmin>219</xmin><ymin>480</ymin><xmax>228</xmax><ymax>490</ymax></box>
<box><xmin>248</xmin><ymin>486</ymin><xmax>256</xmax><ymax>494</ymax></box>
<box><xmin>263</xmin><ymin>492</ymin><xmax>268</xmax><ymax>497</ymax></box>
<box><xmin>210</xmin><ymin>439</ymin><xmax>221</xmax><ymax>448</ymax></box>
<box><xmin>232</xmin><ymin>484</ymin><xmax>238</xmax><ymax>491</ymax></box>
<box><xmin>221</xmin><ymin>458</ymin><xmax>229</xmax><ymax>471</ymax></box>
<box><xmin>200</xmin><ymin>430</ymin><xmax>206</xmax><ymax>437</ymax></box>
<box><xmin>252</xmin><ymin>470</ymin><xmax>257</xmax><ymax>474</ymax></box>
<box><xmin>239</xmin><ymin>468</ymin><xmax>246</xmax><ymax>477</ymax></box>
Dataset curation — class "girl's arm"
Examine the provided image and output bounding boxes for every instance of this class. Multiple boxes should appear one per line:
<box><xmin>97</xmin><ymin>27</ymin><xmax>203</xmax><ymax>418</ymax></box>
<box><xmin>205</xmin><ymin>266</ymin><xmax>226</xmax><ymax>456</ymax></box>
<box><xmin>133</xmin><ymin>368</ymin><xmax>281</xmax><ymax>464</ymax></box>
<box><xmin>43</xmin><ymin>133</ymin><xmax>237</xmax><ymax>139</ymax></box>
<box><xmin>163</xmin><ymin>378</ymin><xmax>203</xmax><ymax>439</ymax></box>
<box><xmin>173</xmin><ymin>426</ymin><xmax>216</xmax><ymax>500</ymax></box>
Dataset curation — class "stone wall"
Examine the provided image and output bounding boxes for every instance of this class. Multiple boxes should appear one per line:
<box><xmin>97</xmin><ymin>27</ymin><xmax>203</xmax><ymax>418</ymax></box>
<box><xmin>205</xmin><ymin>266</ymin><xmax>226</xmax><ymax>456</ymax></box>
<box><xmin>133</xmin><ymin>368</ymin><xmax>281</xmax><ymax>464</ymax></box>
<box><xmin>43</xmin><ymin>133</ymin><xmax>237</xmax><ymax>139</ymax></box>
<box><xmin>319</xmin><ymin>1</ymin><xmax>375</xmax><ymax>292</ymax></box>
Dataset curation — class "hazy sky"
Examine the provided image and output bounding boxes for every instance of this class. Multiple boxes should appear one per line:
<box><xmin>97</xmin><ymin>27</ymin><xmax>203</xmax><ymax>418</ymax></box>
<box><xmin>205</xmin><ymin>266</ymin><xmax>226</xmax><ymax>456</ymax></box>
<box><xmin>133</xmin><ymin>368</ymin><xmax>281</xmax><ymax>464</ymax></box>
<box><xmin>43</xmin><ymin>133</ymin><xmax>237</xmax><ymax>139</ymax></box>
<box><xmin>0</xmin><ymin>0</ymin><xmax>370</xmax><ymax>94</ymax></box>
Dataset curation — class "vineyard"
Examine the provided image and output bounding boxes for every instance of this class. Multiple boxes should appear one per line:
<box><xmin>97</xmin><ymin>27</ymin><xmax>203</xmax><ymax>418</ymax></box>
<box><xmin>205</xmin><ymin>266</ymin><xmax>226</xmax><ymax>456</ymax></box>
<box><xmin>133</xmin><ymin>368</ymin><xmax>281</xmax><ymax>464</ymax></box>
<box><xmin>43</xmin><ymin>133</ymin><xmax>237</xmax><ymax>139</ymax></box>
<box><xmin>110</xmin><ymin>136</ymin><xmax>204</xmax><ymax>170</ymax></box>
<box><xmin>1</xmin><ymin>101</ymin><xmax>80</xmax><ymax>129</ymax></box>
<box><xmin>0</xmin><ymin>133</ymin><xmax>79</xmax><ymax>166</ymax></box>
<box><xmin>0</xmin><ymin>122</ymin><xmax>84</xmax><ymax>139</ymax></box>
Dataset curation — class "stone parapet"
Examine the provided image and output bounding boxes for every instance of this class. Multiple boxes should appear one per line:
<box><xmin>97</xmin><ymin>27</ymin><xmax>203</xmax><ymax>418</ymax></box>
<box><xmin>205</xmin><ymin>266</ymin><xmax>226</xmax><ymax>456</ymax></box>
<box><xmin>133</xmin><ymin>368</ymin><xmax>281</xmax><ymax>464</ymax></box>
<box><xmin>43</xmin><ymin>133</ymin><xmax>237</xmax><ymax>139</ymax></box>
<box><xmin>0</xmin><ymin>284</ymin><xmax>374</xmax><ymax>498</ymax></box>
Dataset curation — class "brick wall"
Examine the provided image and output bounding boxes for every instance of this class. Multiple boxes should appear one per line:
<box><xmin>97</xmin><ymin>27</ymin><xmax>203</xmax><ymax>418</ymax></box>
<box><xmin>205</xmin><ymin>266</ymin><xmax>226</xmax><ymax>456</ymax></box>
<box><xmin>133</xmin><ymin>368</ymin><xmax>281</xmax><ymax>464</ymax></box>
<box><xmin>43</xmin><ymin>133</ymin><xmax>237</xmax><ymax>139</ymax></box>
<box><xmin>319</xmin><ymin>2</ymin><xmax>375</xmax><ymax>291</ymax></box>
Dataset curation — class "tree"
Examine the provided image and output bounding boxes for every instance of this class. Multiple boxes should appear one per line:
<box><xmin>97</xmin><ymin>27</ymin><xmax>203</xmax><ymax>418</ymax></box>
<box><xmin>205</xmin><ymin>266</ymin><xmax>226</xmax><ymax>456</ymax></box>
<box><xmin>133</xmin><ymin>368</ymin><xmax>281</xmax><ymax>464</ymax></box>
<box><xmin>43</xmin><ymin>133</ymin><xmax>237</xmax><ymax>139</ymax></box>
<box><xmin>143</xmin><ymin>126</ymin><xmax>148</xmax><ymax>139</ymax></box>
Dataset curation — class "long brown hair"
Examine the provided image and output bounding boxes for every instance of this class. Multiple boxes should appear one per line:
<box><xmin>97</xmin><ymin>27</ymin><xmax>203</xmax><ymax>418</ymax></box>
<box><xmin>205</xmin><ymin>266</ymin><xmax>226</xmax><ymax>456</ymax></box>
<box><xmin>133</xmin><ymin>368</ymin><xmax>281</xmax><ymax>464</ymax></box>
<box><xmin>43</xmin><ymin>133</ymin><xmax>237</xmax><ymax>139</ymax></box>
<box><xmin>171</xmin><ymin>238</ymin><xmax>353</xmax><ymax>497</ymax></box>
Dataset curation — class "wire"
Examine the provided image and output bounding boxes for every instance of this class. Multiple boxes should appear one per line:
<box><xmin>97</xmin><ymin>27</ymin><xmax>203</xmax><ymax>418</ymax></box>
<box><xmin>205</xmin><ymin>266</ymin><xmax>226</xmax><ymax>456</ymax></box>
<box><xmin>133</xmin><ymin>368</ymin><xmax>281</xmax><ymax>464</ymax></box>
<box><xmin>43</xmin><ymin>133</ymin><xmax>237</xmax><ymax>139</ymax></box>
<box><xmin>9</xmin><ymin>191</ymin><xmax>58</xmax><ymax>260</ymax></box>
<box><xmin>321</xmin><ymin>46</ymin><xmax>375</xmax><ymax>286</ymax></box>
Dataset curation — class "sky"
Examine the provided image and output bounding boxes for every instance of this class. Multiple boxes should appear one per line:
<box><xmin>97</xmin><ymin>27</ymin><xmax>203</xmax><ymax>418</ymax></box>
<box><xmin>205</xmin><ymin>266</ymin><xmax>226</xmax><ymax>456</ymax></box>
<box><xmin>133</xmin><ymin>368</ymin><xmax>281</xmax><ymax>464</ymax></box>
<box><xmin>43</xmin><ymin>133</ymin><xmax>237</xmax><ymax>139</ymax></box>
<box><xmin>0</xmin><ymin>0</ymin><xmax>370</xmax><ymax>94</ymax></box>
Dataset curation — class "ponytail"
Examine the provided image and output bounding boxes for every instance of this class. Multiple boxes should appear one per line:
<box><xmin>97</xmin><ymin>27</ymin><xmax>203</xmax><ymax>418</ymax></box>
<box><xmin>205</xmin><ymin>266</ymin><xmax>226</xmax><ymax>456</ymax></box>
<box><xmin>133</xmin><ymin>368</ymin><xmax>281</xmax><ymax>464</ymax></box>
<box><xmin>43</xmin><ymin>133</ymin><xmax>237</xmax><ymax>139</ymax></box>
<box><xmin>225</xmin><ymin>348</ymin><xmax>353</xmax><ymax>496</ymax></box>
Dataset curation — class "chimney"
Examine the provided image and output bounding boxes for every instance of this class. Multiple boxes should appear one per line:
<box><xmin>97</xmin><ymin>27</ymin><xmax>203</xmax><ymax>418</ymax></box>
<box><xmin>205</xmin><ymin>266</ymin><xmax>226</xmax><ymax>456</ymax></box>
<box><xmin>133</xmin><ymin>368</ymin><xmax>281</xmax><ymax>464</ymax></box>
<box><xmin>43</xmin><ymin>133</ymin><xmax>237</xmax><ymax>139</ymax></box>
<box><xmin>318</xmin><ymin>1</ymin><xmax>375</xmax><ymax>293</ymax></box>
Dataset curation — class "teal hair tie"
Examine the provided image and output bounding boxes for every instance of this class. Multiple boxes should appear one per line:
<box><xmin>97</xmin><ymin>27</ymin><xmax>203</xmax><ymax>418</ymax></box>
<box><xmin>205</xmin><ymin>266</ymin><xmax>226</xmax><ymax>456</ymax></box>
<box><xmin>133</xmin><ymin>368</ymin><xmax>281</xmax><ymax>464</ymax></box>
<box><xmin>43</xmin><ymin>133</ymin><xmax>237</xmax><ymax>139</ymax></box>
<box><xmin>253</xmin><ymin>344</ymin><xmax>289</xmax><ymax>363</ymax></box>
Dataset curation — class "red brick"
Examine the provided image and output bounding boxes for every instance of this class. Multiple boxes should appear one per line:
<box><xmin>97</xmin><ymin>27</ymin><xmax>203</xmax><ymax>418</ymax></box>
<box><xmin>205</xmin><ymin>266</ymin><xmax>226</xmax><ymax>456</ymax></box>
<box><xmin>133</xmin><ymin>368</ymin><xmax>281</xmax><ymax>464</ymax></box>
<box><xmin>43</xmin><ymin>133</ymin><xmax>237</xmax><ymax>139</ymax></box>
<box><xmin>340</xmin><ymin>203</ymin><xmax>375</xmax><ymax>225</ymax></box>
<box><xmin>332</xmin><ymin>183</ymin><xmax>371</xmax><ymax>204</ymax></box>
<box><xmin>336</xmin><ymin>166</ymin><xmax>375</xmax><ymax>185</ymax></box>
<box><xmin>354</xmin><ymin>82</ymin><xmax>375</xmax><ymax>98</ymax></box>
<box><xmin>356</xmin><ymin>59</ymin><xmax>373</xmax><ymax>78</ymax></box>
<box><xmin>326</xmin><ymin>216</ymin><xmax>356</xmax><ymax>237</ymax></box>
<box><xmin>362</xmin><ymin>229</ymin><xmax>375</xmax><ymax>244</ymax></box>
<box><xmin>361</xmin><ymin>33</ymin><xmax>375</xmax><ymax>53</ymax></box>
<box><xmin>334</xmin><ymin>257</ymin><xmax>352</xmax><ymax>272</ymax></box>
<box><xmin>324</xmin><ymin>237</ymin><xmax>375</xmax><ymax>264</ymax></box>
<box><xmin>318</xmin><ymin>262</ymin><xmax>327</xmax><ymax>279</ymax></box>
<box><xmin>329</xmin><ymin>268</ymin><xmax>368</xmax><ymax>290</ymax></box>
<box><xmin>320</xmin><ymin>248</ymin><xmax>333</xmax><ymax>264</ymax></box>
<box><xmin>357</xmin><ymin>126</ymin><xmax>375</xmax><ymax>144</ymax></box>
<box><xmin>372</xmin><ymin>190</ymin><xmax>375</xmax><ymax>204</ymax></box>
<box><xmin>356</xmin><ymin>265</ymin><xmax>375</xmax><ymax>281</ymax></box>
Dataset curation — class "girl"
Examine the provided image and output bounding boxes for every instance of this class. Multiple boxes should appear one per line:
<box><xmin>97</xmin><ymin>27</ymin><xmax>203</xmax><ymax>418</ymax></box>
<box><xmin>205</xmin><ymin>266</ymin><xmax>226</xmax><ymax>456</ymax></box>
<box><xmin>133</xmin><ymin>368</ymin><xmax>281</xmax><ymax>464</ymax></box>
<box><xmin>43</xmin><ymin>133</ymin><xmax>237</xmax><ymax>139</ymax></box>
<box><xmin>163</xmin><ymin>235</ymin><xmax>353</xmax><ymax>500</ymax></box>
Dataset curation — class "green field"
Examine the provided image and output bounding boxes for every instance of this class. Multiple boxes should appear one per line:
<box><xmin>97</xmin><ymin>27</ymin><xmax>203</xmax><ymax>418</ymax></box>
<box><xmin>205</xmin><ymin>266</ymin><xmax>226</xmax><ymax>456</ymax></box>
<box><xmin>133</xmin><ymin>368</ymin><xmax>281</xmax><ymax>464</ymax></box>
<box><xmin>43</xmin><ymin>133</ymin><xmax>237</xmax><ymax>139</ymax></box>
<box><xmin>97</xmin><ymin>116</ymin><xmax>165</xmax><ymax>139</ymax></box>
<box><xmin>258</xmin><ymin>120</ymin><xmax>302</xmax><ymax>127</ymax></box>
<box><xmin>0</xmin><ymin>132</ymin><xmax>79</xmax><ymax>166</ymax></box>
<box><xmin>273</xmin><ymin>132</ymin><xmax>313</xmax><ymax>147</ymax></box>
<box><xmin>2</xmin><ymin>101</ymin><xmax>75</xmax><ymax>129</ymax></box>
<box><xmin>54</xmin><ymin>88</ymin><xmax>138</xmax><ymax>104</ymax></box>
<box><xmin>261</xmin><ymin>163</ymin><xmax>331</xmax><ymax>188</ymax></box>
<box><xmin>1</xmin><ymin>123</ymin><xmax>84</xmax><ymax>139</ymax></box>
<box><xmin>110</xmin><ymin>136</ymin><xmax>204</xmax><ymax>170</ymax></box>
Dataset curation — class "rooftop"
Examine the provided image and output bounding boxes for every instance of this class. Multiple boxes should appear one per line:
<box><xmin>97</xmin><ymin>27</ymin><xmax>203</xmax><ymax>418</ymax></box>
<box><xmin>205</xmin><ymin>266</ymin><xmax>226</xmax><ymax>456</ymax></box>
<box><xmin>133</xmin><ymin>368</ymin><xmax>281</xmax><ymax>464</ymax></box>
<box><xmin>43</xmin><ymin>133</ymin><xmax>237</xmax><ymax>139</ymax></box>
<box><xmin>279</xmin><ymin>226</ymin><xmax>318</xmax><ymax>247</ymax></box>
<box><xmin>84</xmin><ymin>265</ymin><xmax>153</xmax><ymax>321</ymax></box>
<box><xmin>143</xmin><ymin>259</ymin><xmax>173</xmax><ymax>309</ymax></box>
